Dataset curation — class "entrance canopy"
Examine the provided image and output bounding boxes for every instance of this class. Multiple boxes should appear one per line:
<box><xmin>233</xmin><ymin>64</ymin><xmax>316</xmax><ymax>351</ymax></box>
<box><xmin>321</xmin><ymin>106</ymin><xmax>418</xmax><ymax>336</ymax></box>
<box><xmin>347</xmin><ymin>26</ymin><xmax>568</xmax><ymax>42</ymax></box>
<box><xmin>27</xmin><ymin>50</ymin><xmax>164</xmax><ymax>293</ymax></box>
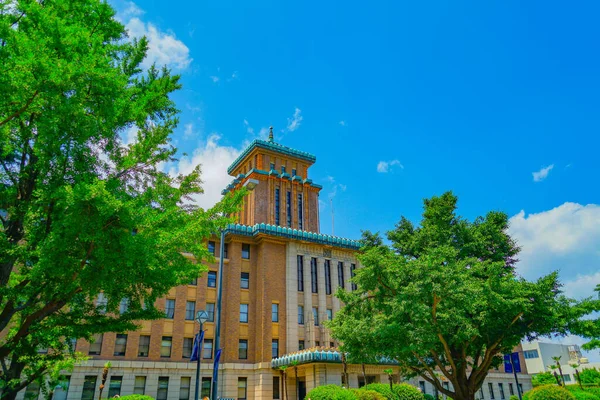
<box><xmin>271</xmin><ymin>348</ymin><xmax>398</xmax><ymax>369</ymax></box>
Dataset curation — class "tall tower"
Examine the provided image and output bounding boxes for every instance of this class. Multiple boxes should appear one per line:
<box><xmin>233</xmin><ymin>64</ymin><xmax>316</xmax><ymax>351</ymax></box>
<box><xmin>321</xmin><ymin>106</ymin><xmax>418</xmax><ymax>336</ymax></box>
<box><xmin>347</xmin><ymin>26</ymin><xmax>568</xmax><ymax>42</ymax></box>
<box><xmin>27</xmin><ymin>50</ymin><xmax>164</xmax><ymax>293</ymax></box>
<box><xmin>222</xmin><ymin>128</ymin><xmax>322</xmax><ymax>232</ymax></box>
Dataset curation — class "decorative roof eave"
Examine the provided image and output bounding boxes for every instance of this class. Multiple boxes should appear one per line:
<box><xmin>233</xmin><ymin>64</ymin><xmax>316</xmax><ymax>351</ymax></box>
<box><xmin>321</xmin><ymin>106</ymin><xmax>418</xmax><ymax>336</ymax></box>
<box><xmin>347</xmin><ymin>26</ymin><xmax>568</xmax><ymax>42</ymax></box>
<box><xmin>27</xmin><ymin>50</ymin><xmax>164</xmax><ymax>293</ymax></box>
<box><xmin>270</xmin><ymin>349</ymin><xmax>398</xmax><ymax>368</ymax></box>
<box><xmin>221</xmin><ymin>169</ymin><xmax>322</xmax><ymax>195</ymax></box>
<box><xmin>225</xmin><ymin>223</ymin><xmax>361</xmax><ymax>250</ymax></box>
<box><xmin>227</xmin><ymin>139</ymin><xmax>317</xmax><ymax>175</ymax></box>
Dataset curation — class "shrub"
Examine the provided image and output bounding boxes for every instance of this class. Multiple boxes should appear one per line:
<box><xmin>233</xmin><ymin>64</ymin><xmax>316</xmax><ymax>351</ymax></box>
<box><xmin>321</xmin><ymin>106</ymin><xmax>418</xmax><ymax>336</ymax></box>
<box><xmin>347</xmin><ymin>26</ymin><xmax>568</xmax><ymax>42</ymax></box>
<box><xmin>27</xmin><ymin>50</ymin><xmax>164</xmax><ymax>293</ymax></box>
<box><xmin>527</xmin><ymin>385</ymin><xmax>575</xmax><ymax>400</ymax></box>
<box><xmin>117</xmin><ymin>396</ymin><xmax>155</xmax><ymax>400</ymax></box>
<box><xmin>392</xmin><ymin>384</ymin><xmax>425</xmax><ymax>400</ymax></box>
<box><xmin>352</xmin><ymin>389</ymin><xmax>386</xmax><ymax>400</ymax></box>
<box><xmin>578</xmin><ymin>369</ymin><xmax>600</xmax><ymax>386</ymax></box>
<box><xmin>306</xmin><ymin>385</ymin><xmax>356</xmax><ymax>400</ymax></box>
<box><xmin>364</xmin><ymin>383</ymin><xmax>397</xmax><ymax>400</ymax></box>
<box><xmin>510</xmin><ymin>395</ymin><xmax>520</xmax><ymax>400</ymax></box>
<box><xmin>533</xmin><ymin>373</ymin><xmax>559</xmax><ymax>387</ymax></box>
<box><xmin>423</xmin><ymin>395</ymin><xmax>435</xmax><ymax>400</ymax></box>
<box><xmin>571</xmin><ymin>391</ymin><xmax>599</xmax><ymax>400</ymax></box>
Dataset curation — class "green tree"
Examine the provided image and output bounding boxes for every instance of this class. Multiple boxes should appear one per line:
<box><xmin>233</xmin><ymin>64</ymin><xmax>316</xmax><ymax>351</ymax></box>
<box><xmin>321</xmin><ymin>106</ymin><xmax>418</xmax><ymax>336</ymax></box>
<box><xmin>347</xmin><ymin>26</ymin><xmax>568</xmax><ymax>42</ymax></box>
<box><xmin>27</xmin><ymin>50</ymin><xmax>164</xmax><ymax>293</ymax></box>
<box><xmin>0</xmin><ymin>0</ymin><xmax>242</xmax><ymax>398</ymax></box>
<box><xmin>532</xmin><ymin>372</ymin><xmax>557</xmax><ymax>387</ymax></box>
<box><xmin>576</xmin><ymin>368</ymin><xmax>600</xmax><ymax>385</ymax></box>
<box><xmin>329</xmin><ymin>192</ymin><xmax>599</xmax><ymax>400</ymax></box>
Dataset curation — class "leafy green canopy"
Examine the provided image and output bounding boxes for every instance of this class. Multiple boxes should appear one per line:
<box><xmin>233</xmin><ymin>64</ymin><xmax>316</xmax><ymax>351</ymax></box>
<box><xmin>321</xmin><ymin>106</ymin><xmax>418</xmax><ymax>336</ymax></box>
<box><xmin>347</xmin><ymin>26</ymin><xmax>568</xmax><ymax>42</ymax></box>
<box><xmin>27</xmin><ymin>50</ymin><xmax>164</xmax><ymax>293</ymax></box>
<box><xmin>329</xmin><ymin>192</ymin><xmax>600</xmax><ymax>400</ymax></box>
<box><xmin>0</xmin><ymin>0</ymin><xmax>242</xmax><ymax>397</ymax></box>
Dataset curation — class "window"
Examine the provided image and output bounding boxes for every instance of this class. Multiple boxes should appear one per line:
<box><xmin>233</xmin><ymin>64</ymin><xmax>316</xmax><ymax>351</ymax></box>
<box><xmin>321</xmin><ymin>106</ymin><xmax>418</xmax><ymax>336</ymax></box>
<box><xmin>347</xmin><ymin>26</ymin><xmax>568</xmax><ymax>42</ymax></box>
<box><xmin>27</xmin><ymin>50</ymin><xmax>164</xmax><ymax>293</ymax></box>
<box><xmin>241</xmin><ymin>272</ymin><xmax>250</xmax><ymax>289</ymax></box>
<box><xmin>324</xmin><ymin>260</ymin><xmax>332</xmax><ymax>294</ymax></box>
<box><xmin>299</xmin><ymin>340</ymin><xmax>305</xmax><ymax>350</ymax></box>
<box><xmin>337</xmin><ymin>262</ymin><xmax>345</xmax><ymax>289</ymax></box>
<box><xmin>524</xmin><ymin>349</ymin><xmax>539</xmax><ymax>359</ymax></box>
<box><xmin>207</xmin><ymin>303</ymin><xmax>215</xmax><ymax>322</ymax></box>
<box><xmin>327</xmin><ymin>309</ymin><xmax>333</xmax><ymax>321</ymax></box>
<box><xmin>281</xmin><ymin>165</ymin><xmax>286</xmax><ymax>173</ymax></box>
<box><xmin>183</xmin><ymin>338</ymin><xmax>193</xmax><ymax>358</ymax></box>
<box><xmin>273</xmin><ymin>376</ymin><xmax>281</xmax><ymax>399</ymax></box>
<box><xmin>480</xmin><ymin>387</ymin><xmax>485</xmax><ymax>399</ymax></box>
<box><xmin>508</xmin><ymin>384</ymin><xmax>514</xmax><ymax>396</ymax></box>
<box><xmin>298</xmin><ymin>305</ymin><xmax>304</xmax><ymax>324</ymax></box>
<box><xmin>81</xmin><ymin>376</ymin><xmax>97</xmax><ymax>400</ymax></box>
<box><xmin>292</xmin><ymin>168</ymin><xmax>297</xmax><ymax>176</ymax></box>
<box><xmin>24</xmin><ymin>381</ymin><xmax>40</xmax><ymax>400</ymax></box>
<box><xmin>238</xmin><ymin>378</ymin><xmax>248</xmax><ymax>400</ymax></box>
<box><xmin>53</xmin><ymin>376</ymin><xmax>71</xmax><ymax>400</ymax></box>
<box><xmin>498</xmin><ymin>383</ymin><xmax>505</xmax><ymax>400</ymax></box>
<box><xmin>311</xmin><ymin>258</ymin><xmax>318</xmax><ymax>293</ymax></box>
<box><xmin>208</xmin><ymin>241</ymin><xmax>216</xmax><ymax>255</ymax></box>
<box><xmin>114</xmin><ymin>334</ymin><xmax>127</xmax><ymax>356</ymax></box>
<box><xmin>240</xmin><ymin>304</ymin><xmax>249</xmax><ymax>323</ymax></box>
<box><xmin>185</xmin><ymin>301</ymin><xmax>196</xmax><ymax>320</ymax></box>
<box><xmin>272</xmin><ymin>303</ymin><xmax>279</xmax><ymax>322</ymax></box>
<box><xmin>157</xmin><ymin>377</ymin><xmax>169</xmax><ymax>400</ymax></box>
<box><xmin>201</xmin><ymin>378</ymin><xmax>212</xmax><ymax>399</ymax></box>
<box><xmin>161</xmin><ymin>336</ymin><xmax>172</xmax><ymax>357</ymax></box>
<box><xmin>108</xmin><ymin>376</ymin><xmax>122</xmax><ymax>398</ymax></box>
<box><xmin>313</xmin><ymin>307</ymin><xmax>319</xmax><ymax>326</ymax></box>
<box><xmin>350</xmin><ymin>263</ymin><xmax>357</xmax><ymax>291</ymax></box>
<box><xmin>330</xmin><ymin>342</ymin><xmax>335</xmax><ymax>348</ymax></box>
<box><xmin>203</xmin><ymin>339</ymin><xmax>213</xmax><ymax>359</ymax></box>
<box><xmin>518</xmin><ymin>384</ymin><xmax>523</xmax><ymax>396</ymax></box>
<box><xmin>419</xmin><ymin>381</ymin><xmax>426</xmax><ymax>394</ymax></box>
<box><xmin>242</xmin><ymin>244</ymin><xmax>250</xmax><ymax>259</ymax></box>
<box><xmin>208</xmin><ymin>271</ymin><xmax>217</xmax><ymax>288</ymax></box>
<box><xmin>563</xmin><ymin>374</ymin><xmax>572</xmax><ymax>382</ymax></box>
<box><xmin>286</xmin><ymin>191</ymin><xmax>292</xmax><ymax>227</ymax></box>
<box><xmin>488</xmin><ymin>383</ymin><xmax>495</xmax><ymax>400</ymax></box>
<box><xmin>270</xmin><ymin>162</ymin><xmax>275</xmax><ymax>170</ymax></box>
<box><xmin>297</xmin><ymin>193</ymin><xmax>303</xmax><ymax>230</ymax></box>
<box><xmin>315</xmin><ymin>341</ymin><xmax>320</xmax><ymax>347</ymax></box>
<box><xmin>165</xmin><ymin>299</ymin><xmax>175</xmax><ymax>319</ymax></box>
<box><xmin>272</xmin><ymin>339</ymin><xmax>279</xmax><ymax>358</ymax></box>
<box><xmin>275</xmin><ymin>188</ymin><xmax>280</xmax><ymax>226</ymax></box>
<box><xmin>67</xmin><ymin>337</ymin><xmax>77</xmax><ymax>352</ymax></box>
<box><xmin>97</xmin><ymin>292</ymin><xmax>108</xmax><ymax>313</ymax></box>
<box><xmin>223</xmin><ymin>243</ymin><xmax>229</xmax><ymax>259</ymax></box>
<box><xmin>138</xmin><ymin>335</ymin><xmax>150</xmax><ymax>357</ymax></box>
<box><xmin>297</xmin><ymin>255</ymin><xmax>304</xmax><ymax>291</ymax></box>
<box><xmin>119</xmin><ymin>298</ymin><xmax>129</xmax><ymax>314</ymax></box>
<box><xmin>88</xmin><ymin>333</ymin><xmax>103</xmax><ymax>355</ymax></box>
<box><xmin>189</xmin><ymin>276</ymin><xmax>198</xmax><ymax>285</ymax></box>
<box><xmin>239</xmin><ymin>339</ymin><xmax>248</xmax><ymax>359</ymax></box>
<box><xmin>443</xmin><ymin>382</ymin><xmax>450</xmax><ymax>393</ymax></box>
<box><xmin>134</xmin><ymin>377</ymin><xmax>146</xmax><ymax>395</ymax></box>
<box><xmin>179</xmin><ymin>377</ymin><xmax>191</xmax><ymax>400</ymax></box>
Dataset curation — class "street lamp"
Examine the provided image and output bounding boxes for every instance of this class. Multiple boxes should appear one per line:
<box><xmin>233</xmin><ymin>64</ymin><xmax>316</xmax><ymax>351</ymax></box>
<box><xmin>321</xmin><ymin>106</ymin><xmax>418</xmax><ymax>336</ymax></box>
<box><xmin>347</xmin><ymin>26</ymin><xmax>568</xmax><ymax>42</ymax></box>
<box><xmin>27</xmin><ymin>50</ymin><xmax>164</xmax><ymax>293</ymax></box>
<box><xmin>212</xmin><ymin>178</ymin><xmax>259</xmax><ymax>400</ymax></box>
<box><xmin>195</xmin><ymin>310</ymin><xmax>209</xmax><ymax>400</ymax></box>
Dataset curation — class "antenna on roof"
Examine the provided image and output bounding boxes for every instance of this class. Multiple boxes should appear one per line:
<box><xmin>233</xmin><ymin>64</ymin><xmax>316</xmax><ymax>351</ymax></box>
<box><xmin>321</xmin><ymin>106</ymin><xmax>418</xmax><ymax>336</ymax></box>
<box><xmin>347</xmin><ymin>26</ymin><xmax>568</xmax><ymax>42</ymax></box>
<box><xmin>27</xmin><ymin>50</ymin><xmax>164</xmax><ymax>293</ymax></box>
<box><xmin>268</xmin><ymin>126</ymin><xmax>274</xmax><ymax>142</ymax></box>
<box><xmin>331</xmin><ymin>198</ymin><xmax>334</xmax><ymax>236</ymax></box>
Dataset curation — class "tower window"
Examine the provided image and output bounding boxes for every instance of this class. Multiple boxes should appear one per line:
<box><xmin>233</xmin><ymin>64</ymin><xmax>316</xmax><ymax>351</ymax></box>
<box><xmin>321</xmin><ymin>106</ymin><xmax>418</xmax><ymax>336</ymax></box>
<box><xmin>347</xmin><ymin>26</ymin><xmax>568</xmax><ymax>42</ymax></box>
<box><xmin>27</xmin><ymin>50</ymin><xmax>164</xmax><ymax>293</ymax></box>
<box><xmin>275</xmin><ymin>188</ymin><xmax>280</xmax><ymax>226</ymax></box>
<box><xmin>337</xmin><ymin>262</ymin><xmax>345</xmax><ymax>289</ymax></box>
<box><xmin>297</xmin><ymin>255</ymin><xmax>304</xmax><ymax>292</ymax></box>
<box><xmin>297</xmin><ymin>193</ymin><xmax>303</xmax><ymax>230</ymax></box>
<box><xmin>324</xmin><ymin>260</ymin><xmax>332</xmax><ymax>295</ymax></box>
<box><xmin>311</xmin><ymin>258</ymin><xmax>318</xmax><ymax>293</ymax></box>
<box><xmin>270</xmin><ymin>162</ymin><xmax>275</xmax><ymax>170</ymax></box>
<box><xmin>292</xmin><ymin>168</ymin><xmax>297</xmax><ymax>176</ymax></box>
<box><xmin>286</xmin><ymin>191</ymin><xmax>292</xmax><ymax>227</ymax></box>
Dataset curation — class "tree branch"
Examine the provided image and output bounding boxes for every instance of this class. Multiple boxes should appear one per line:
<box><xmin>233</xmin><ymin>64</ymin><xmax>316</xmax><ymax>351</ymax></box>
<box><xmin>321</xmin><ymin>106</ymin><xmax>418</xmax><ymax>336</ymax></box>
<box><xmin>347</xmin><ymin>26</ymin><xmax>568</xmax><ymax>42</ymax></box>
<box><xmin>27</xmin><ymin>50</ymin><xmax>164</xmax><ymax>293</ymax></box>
<box><xmin>0</xmin><ymin>90</ymin><xmax>39</xmax><ymax>127</ymax></box>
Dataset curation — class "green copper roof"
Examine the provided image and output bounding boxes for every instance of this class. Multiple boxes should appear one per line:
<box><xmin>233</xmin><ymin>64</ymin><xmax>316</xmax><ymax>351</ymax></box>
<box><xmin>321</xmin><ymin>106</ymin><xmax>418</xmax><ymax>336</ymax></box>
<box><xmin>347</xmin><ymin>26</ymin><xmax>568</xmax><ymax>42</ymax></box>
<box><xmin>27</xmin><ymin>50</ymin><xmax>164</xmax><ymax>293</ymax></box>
<box><xmin>221</xmin><ymin>169</ymin><xmax>322</xmax><ymax>195</ymax></box>
<box><xmin>270</xmin><ymin>348</ymin><xmax>398</xmax><ymax>368</ymax></box>
<box><xmin>225</xmin><ymin>223</ymin><xmax>361</xmax><ymax>250</ymax></box>
<box><xmin>227</xmin><ymin>139</ymin><xmax>317</xmax><ymax>174</ymax></box>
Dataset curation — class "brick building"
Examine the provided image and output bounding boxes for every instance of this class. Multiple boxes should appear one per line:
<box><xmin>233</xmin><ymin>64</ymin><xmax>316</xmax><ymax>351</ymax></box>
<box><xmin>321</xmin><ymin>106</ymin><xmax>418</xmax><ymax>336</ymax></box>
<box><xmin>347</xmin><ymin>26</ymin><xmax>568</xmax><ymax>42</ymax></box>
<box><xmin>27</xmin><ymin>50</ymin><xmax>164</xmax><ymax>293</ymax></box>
<box><xmin>17</xmin><ymin>130</ymin><xmax>532</xmax><ymax>400</ymax></box>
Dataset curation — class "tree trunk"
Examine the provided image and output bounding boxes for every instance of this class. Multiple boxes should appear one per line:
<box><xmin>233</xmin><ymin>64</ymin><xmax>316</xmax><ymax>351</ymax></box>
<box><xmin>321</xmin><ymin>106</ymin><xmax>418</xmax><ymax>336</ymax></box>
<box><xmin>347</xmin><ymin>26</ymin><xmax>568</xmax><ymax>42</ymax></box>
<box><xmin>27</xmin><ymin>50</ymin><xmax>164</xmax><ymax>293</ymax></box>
<box><xmin>0</xmin><ymin>359</ymin><xmax>28</xmax><ymax>400</ymax></box>
<box><xmin>361</xmin><ymin>363</ymin><xmax>367</xmax><ymax>387</ymax></box>
<box><xmin>557</xmin><ymin>365</ymin><xmax>565</xmax><ymax>386</ymax></box>
<box><xmin>388</xmin><ymin>374</ymin><xmax>393</xmax><ymax>391</ymax></box>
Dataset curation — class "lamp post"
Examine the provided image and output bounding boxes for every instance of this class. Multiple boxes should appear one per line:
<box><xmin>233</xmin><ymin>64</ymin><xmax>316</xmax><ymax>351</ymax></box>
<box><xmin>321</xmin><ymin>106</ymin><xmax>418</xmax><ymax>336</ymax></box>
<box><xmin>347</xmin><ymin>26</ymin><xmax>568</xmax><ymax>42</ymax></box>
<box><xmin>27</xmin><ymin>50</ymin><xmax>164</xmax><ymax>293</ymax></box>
<box><xmin>195</xmin><ymin>310</ymin><xmax>209</xmax><ymax>400</ymax></box>
<box><xmin>212</xmin><ymin>179</ymin><xmax>259</xmax><ymax>400</ymax></box>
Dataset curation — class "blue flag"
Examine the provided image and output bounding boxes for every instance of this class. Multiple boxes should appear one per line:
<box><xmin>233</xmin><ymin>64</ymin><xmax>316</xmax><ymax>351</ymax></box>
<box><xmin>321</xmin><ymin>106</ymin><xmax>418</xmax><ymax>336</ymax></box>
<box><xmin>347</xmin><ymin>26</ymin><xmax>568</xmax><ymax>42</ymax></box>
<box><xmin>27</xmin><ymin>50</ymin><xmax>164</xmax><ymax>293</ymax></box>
<box><xmin>212</xmin><ymin>349</ymin><xmax>222</xmax><ymax>382</ymax></box>
<box><xmin>190</xmin><ymin>330</ymin><xmax>204</xmax><ymax>362</ymax></box>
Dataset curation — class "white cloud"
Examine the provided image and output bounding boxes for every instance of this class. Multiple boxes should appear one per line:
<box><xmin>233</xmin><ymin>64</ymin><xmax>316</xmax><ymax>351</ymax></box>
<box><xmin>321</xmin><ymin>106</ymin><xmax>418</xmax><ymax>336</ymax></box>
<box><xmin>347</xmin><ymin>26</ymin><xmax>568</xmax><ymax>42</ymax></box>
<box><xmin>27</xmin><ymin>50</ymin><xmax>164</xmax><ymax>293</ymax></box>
<box><xmin>210</xmin><ymin>76</ymin><xmax>219</xmax><ymax>83</ymax></box>
<box><xmin>325</xmin><ymin>176</ymin><xmax>346</xmax><ymax>200</ymax></box>
<box><xmin>231</xmin><ymin>71</ymin><xmax>239</xmax><ymax>80</ymax></box>
<box><xmin>286</xmin><ymin>108</ymin><xmax>303</xmax><ymax>132</ymax></box>
<box><xmin>183</xmin><ymin>123</ymin><xmax>194</xmax><ymax>139</ymax></box>
<box><xmin>377</xmin><ymin>159</ymin><xmax>403</xmax><ymax>173</ymax></box>
<box><xmin>125</xmin><ymin>15</ymin><xmax>192</xmax><ymax>70</ymax></box>
<box><xmin>258</xmin><ymin>127</ymin><xmax>270</xmax><ymax>139</ymax></box>
<box><xmin>123</xmin><ymin>126</ymin><xmax>139</xmax><ymax>145</ymax></box>
<box><xmin>532</xmin><ymin>164</ymin><xmax>554</xmax><ymax>182</ymax></box>
<box><xmin>121</xmin><ymin>1</ymin><xmax>144</xmax><ymax>18</ymax></box>
<box><xmin>169</xmin><ymin>134</ymin><xmax>242</xmax><ymax>210</ymax></box>
<box><xmin>243</xmin><ymin>120</ymin><xmax>254</xmax><ymax>135</ymax></box>
<box><xmin>508</xmin><ymin>202</ymin><xmax>600</xmax><ymax>295</ymax></box>
<box><xmin>339</xmin><ymin>120</ymin><xmax>346</xmax><ymax>126</ymax></box>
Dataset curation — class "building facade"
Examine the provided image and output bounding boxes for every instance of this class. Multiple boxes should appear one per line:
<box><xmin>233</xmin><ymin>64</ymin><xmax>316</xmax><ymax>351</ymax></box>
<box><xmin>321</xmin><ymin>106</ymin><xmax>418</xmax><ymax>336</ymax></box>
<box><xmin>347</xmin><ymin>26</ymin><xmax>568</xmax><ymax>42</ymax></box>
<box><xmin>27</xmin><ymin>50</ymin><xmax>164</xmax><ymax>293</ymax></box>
<box><xmin>18</xmin><ymin>132</ymin><xmax>532</xmax><ymax>400</ymax></box>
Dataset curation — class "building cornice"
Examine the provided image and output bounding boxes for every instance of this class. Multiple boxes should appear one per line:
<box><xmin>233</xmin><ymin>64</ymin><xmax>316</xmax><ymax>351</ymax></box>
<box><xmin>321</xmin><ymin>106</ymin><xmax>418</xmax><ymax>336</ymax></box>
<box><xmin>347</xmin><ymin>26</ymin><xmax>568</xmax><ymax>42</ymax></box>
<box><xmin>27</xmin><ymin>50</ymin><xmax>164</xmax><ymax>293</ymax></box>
<box><xmin>227</xmin><ymin>139</ymin><xmax>317</xmax><ymax>175</ymax></box>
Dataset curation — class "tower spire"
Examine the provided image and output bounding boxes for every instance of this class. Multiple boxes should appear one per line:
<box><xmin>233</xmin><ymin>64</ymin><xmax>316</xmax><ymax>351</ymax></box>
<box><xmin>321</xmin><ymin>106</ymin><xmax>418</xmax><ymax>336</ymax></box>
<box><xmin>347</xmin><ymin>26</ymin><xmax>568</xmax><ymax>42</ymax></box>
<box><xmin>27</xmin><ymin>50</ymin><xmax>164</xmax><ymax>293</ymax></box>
<box><xmin>268</xmin><ymin>126</ymin><xmax>274</xmax><ymax>142</ymax></box>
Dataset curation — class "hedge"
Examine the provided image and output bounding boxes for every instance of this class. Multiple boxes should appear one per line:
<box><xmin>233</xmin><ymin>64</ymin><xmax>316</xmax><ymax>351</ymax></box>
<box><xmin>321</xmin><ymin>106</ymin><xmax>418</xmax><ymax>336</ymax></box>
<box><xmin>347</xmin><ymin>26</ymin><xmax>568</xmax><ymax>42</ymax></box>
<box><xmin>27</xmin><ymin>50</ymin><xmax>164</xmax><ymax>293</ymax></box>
<box><xmin>526</xmin><ymin>385</ymin><xmax>575</xmax><ymax>400</ymax></box>
<box><xmin>116</xmin><ymin>396</ymin><xmax>155</xmax><ymax>400</ymax></box>
<box><xmin>306</xmin><ymin>385</ymin><xmax>356</xmax><ymax>400</ymax></box>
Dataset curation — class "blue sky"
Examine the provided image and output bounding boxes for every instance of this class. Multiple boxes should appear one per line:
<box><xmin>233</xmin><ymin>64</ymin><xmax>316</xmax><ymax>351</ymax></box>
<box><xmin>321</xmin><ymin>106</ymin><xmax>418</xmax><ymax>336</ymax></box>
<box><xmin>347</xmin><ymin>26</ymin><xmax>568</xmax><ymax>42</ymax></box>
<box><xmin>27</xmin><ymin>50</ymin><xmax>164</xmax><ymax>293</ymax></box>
<box><xmin>113</xmin><ymin>0</ymin><xmax>600</xmax><ymax>356</ymax></box>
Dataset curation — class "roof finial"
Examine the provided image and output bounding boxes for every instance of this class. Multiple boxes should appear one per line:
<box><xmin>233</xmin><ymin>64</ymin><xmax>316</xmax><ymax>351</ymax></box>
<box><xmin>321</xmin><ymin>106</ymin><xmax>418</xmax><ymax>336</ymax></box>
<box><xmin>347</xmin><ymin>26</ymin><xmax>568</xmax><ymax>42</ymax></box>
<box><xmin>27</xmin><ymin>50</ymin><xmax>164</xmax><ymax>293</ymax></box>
<box><xmin>269</xmin><ymin>126</ymin><xmax>274</xmax><ymax>142</ymax></box>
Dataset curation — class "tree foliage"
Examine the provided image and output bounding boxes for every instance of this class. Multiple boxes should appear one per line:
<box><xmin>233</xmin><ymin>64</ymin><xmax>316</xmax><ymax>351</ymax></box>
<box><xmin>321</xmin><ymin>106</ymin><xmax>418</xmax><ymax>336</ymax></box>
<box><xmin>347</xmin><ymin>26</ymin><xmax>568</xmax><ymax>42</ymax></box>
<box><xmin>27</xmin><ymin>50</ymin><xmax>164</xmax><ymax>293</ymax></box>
<box><xmin>329</xmin><ymin>192</ymin><xmax>600</xmax><ymax>400</ymax></box>
<box><xmin>0</xmin><ymin>0</ymin><xmax>242</xmax><ymax>397</ymax></box>
<box><xmin>532</xmin><ymin>372</ymin><xmax>558</xmax><ymax>387</ymax></box>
